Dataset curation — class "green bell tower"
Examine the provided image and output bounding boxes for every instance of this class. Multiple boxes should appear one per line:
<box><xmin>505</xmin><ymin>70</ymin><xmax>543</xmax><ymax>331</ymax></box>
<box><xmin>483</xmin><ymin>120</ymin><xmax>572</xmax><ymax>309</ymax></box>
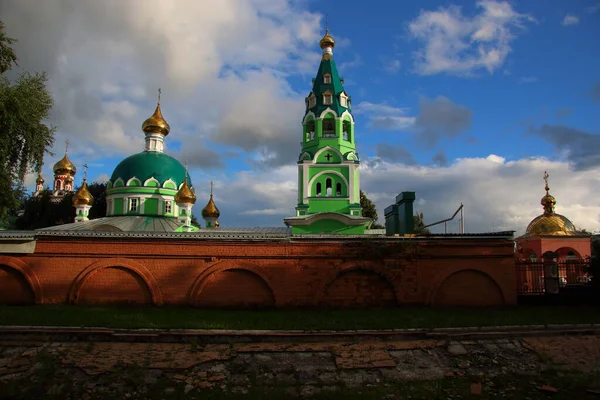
<box><xmin>284</xmin><ymin>29</ymin><xmax>371</xmax><ymax>234</ymax></box>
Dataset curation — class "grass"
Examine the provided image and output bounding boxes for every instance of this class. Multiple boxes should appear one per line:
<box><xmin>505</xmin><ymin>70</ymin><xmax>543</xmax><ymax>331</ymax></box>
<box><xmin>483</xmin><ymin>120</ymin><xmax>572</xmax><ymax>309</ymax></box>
<box><xmin>0</xmin><ymin>304</ymin><xmax>599</xmax><ymax>330</ymax></box>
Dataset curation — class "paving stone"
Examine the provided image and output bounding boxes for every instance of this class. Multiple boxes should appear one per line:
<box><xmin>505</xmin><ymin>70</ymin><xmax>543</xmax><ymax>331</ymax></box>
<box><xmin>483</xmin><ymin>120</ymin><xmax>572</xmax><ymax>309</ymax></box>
<box><xmin>447</xmin><ymin>343</ymin><xmax>468</xmax><ymax>355</ymax></box>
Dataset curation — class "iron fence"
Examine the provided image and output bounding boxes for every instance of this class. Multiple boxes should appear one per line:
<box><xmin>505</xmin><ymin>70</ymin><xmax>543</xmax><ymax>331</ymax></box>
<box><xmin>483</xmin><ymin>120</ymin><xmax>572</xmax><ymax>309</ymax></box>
<box><xmin>515</xmin><ymin>258</ymin><xmax>592</xmax><ymax>295</ymax></box>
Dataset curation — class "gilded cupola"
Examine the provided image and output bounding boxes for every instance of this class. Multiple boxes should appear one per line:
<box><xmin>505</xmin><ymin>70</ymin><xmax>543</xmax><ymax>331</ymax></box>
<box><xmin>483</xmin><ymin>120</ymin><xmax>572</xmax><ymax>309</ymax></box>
<box><xmin>524</xmin><ymin>171</ymin><xmax>578</xmax><ymax>237</ymax></box>
<box><xmin>175</xmin><ymin>178</ymin><xmax>196</xmax><ymax>205</ymax></box>
<box><xmin>319</xmin><ymin>29</ymin><xmax>335</xmax><ymax>50</ymax></box>
<box><xmin>73</xmin><ymin>181</ymin><xmax>94</xmax><ymax>206</ymax></box>
<box><xmin>142</xmin><ymin>103</ymin><xmax>170</xmax><ymax>137</ymax></box>
<box><xmin>36</xmin><ymin>172</ymin><xmax>44</xmax><ymax>184</ymax></box>
<box><xmin>201</xmin><ymin>195</ymin><xmax>220</xmax><ymax>219</ymax></box>
<box><xmin>53</xmin><ymin>142</ymin><xmax>76</xmax><ymax>176</ymax></box>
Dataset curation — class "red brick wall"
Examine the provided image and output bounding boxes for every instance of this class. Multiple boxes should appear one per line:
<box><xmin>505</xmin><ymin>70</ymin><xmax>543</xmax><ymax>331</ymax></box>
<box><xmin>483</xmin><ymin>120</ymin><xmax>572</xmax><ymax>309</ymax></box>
<box><xmin>0</xmin><ymin>237</ymin><xmax>517</xmax><ymax>308</ymax></box>
<box><xmin>0</xmin><ymin>266</ymin><xmax>34</xmax><ymax>305</ymax></box>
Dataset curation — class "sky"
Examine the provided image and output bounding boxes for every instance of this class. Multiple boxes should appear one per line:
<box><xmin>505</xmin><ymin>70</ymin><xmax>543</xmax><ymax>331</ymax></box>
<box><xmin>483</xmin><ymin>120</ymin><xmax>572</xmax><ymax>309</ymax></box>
<box><xmin>1</xmin><ymin>0</ymin><xmax>599</xmax><ymax>235</ymax></box>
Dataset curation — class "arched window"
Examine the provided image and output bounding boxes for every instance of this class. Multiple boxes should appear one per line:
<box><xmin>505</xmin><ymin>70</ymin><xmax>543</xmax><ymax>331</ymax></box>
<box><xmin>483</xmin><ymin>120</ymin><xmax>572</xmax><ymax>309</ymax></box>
<box><xmin>343</xmin><ymin>120</ymin><xmax>351</xmax><ymax>141</ymax></box>
<box><xmin>316</xmin><ymin>182</ymin><xmax>322</xmax><ymax>196</ymax></box>
<box><xmin>323</xmin><ymin>118</ymin><xmax>335</xmax><ymax>137</ymax></box>
<box><xmin>326</xmin><ymin>178</ymin><xmax>332</xmax><ymax>196</ymax></box>
<box><xmin>306</xmin><ymin>120</ymin><xmax>315</xmax><ymax>141</ymax></box>
<box><xmin>336</xmin><ymin>182</ymin><xmax>342</xmax><ymax>196</ymax></box>
<box><xmin>55</xmin><ymin>180</ymin><xmax>62</xmax><ymax>190</ymax></box>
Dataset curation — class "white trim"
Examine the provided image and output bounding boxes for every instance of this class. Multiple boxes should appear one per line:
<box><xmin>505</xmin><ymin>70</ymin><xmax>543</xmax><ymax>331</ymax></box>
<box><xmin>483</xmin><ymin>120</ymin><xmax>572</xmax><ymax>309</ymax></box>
<box><xmin>299</xmin><ymin>151</ymin><xmax>312</xmax><ymax>161</ymax></box>
<box><xmin>313</xmin><ymin>146</ymin><xmax>343</xmax><ymax>163</ymax></box>
<box><xmin>302</xmin><ymin>111</ymin><xmax>316</xmax><ymax>124</ymax></box>
<box><xmin>143</xmin><ymin>177</ymin><xmax>160</xmax><ymax>187</ymax></box>
<box><xmin>163</xmin><ymin>179</ymin><xmax>177</xmax><ymax>189</ymax></box>
<box><xmin>303</xmin><ymin>163</ymin><xmax>309</xmax><ymax>203</ymax></box>
<box><xmin>308</xmin><ymin>170</ymin><xmax>349</xmax><ymax>197</ymax></box>
<box><xmin>340</xmin><ymin>110</ymin><xmax>354</xmax><ymax>124</ymax></box>
<box><xmin>126</xmin><ymin>177</ymin><xmax>141</xmax><ymax>187</ymax></box>
<box><xmin>318</xmin><ymin>107</ymin><xmax>338</xmax><ymax>119</ymax></box>
<box><xmin>113</xmin><ymin>178</ymin><xmax>125</xmax><ymax>187</ymax></box>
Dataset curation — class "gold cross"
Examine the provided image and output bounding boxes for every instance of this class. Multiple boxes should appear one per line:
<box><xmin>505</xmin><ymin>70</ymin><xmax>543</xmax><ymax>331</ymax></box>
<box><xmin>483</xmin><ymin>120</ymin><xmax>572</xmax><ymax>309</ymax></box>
<box><xmin>158</xmin><ymin>88</ymin><xmax>162</xmax><ymax>105</ymax></box>
<box><xmin>83</xmin><ymin>164</ymin><xmax>88</xmax><ymax>181</ymax></box>
<box><xmin>65</xmin><ymin>140</ymin><xmax>70</xmax><ymax>154</ymax></box>
<box><xmin>543</xmin><ymin>171</ymin><xmax>549</xmax><ymax>187</ymax></box>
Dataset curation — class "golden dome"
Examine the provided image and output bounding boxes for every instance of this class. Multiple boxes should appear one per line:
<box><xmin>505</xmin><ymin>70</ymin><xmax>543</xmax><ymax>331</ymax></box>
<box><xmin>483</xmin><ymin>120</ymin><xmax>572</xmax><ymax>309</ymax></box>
<box><xmin>201</xmin><ymin>195</ymin><xmax>220</xmax><ymax>219</ymax></box>
<box><xmin>319</xmin><ymin>29</ymin><xmax>335</xmax><ymax>49</ymax></box>
<box><xmin>142</xmin><ymin>104</ymin><xmax>170</xmax><ymax>136</ymax></box>
<box><xmin>53</xmin><ymin>154</ymin><xmax>76</xmax><ymax>175</ymax></box>
<box><xmin>73</xmin><ymin>181</ymin><xmax>94</xmax><ymax>206</ymax></box>
<box><xmin>174</xmin><ymin>179</ymin><xmax>196</xmax><ymax>204</ymax></box>
<box><xmin>36</xmin><ymin>173</ymin><xmax>44</xmax><ymax>184</ymax></box>
<box><xmin>525</xmin><ymin>213</ymin><xmax>576</xmax><ymax>237</ymax></box>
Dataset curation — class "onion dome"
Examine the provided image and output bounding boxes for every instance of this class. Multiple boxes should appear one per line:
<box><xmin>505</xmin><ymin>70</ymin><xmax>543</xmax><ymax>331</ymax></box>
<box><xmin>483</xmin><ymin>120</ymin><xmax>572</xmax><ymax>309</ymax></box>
<box><xmin>175</xmin><ymin>179</ymin><xmax>196</xmax><ymax>204</ymax></box>
<box><xmin>142</xmin><ymin>104</ymin><xmax>170</xmax><ymax>137</ymax></box>
<box><xmin>523</xmin><ymin>171</ymin><xmax>577</xmax><ymax>237</ymax></box>
<box><xmin>73</xmin><ymin>181</ymin><xmax>94</xmax><ymax>206</ymax></box>
<box><xmin>110</xmin><ymin>152</ymin><xmax>188</xmax><ymax>187</ymax></box>
<box><xmin>36</xmin><ymin>172</ymin><xmax>44</xmax><ymax>184</ymax></box>
<box><xmin>319</xmin><ymin>29</ymin><xmax>335</xmax><ymax>50</ymax></box>
<box><xmin>201</xmin><ymin>195</ymin><xmax>220</xmax><ymax>219</ymax></box>
<box><xmin>53</xmin><ymin>153</ymin><xmax>76</xmax><ymax>175</ymax></box>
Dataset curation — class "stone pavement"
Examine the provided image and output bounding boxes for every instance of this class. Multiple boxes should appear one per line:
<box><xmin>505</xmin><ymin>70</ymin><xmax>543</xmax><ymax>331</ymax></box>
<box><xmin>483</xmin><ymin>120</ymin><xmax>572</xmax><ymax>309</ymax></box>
<box><xmin>1</xmin><ymin>334</ymin><xmax>599</xmax><ymax>397</ymax></box>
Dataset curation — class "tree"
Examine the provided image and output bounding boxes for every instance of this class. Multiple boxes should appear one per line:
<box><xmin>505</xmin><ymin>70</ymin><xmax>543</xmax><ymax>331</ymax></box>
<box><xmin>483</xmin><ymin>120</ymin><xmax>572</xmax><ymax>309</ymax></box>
<box><xmin>413</xmin><ymin>212</ymin><xmax>431</xmax><ymax>235</ymax></box>
<box><xmin>360</xmin><ymin>190</ymin><xmax>384</xmax><ymax>229</ymax></box>
<box><xmin>0</xmin><ymin>21</ymin><xmax>55</xmax><ymax>222</ymax></box>
<box><xmin>87</xmin><ymin>182</ymin><xmax>107</xmax><ymax>220</ymax></box>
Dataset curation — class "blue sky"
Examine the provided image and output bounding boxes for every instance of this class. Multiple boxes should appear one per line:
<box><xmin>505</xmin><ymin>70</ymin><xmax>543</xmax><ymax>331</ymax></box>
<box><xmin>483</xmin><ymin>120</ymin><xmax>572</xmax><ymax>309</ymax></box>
<box><xmin>2</xmin><ymin>0</ymin><xmax>599</xmax><ymax>234</ymax></box>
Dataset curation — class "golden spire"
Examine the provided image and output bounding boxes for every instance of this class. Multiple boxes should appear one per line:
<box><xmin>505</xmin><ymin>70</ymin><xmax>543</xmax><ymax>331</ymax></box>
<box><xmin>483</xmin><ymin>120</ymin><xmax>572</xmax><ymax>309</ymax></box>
<box><xmin>540</xmin><ymin>170</ymin><xmax>556</xmax><ymax>215</ymax></box>
<box><xmin>201</xmin><ymin>181</ymin><xmax>220</xmax><ymax>219</ymax></box>
<box><xmin>73</xmin><ymin>164</ymin><xmax>94</xmax><ymax>206</ymax></box>
<box><xmin>142</xmin><ymin>88</ymin><xmax>170</xmax><ymax>136</ymax></box>
<box><xmin>174</xmin><ymin>163</ymin><xmax>196</xmax><ymax>204</ymax></box>
<box><xmin>53</xmin><ymin>140</ymin><xmax>77</xmax><ymax>175</ymax></box>
<box><xmin>36</xmin><ymin>171</ymin><xmax>44</xmax><ymax>184</ymax></box>
<box><xmin>319</xmin><ymin>28</ymin><xmax>335</xmax><ymax>50</ymax></box>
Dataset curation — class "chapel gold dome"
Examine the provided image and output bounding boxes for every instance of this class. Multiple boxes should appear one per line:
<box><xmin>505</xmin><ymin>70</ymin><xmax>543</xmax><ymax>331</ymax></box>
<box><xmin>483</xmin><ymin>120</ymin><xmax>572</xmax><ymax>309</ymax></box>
<box><xmin>525</xmin><ymin>213</ymin><xmax>577</xmax><ymax>237</ymax></box>
<box><xmin>142</xmin><ymin>104</ymin><xmax>170</xmax><ymax>136</ymax></box>
<box><xmin>319</xmin><ymin>29</ymin><xmax>335</xmax><ymax>49</ymax></box>
<box><xmin>201</xmin><ymin>196</ymin><xmax>220</xmax><ymax>219</ymax></box>
<box><xmin>73</xmin><ymin>182</ymin><xmax>94</xmax><ymax>206</ymax></box>
<box><xmin>174</xmin><ymin>180</ymin><xmax>196</xmax><ymax>204</ymax></box>
<box><xmin>53</xmin><ymin>154</ymin><xmax>76</xmax><ymax>175</ymax></box>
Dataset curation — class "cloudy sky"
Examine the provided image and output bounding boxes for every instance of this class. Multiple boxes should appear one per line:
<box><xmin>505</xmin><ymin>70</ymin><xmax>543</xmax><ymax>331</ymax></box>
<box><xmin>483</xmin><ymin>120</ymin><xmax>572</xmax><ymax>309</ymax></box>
<box><xmin>2</xmin><ymin>0</ymin><xmax>599</xmax><ymax>235</ymax></box>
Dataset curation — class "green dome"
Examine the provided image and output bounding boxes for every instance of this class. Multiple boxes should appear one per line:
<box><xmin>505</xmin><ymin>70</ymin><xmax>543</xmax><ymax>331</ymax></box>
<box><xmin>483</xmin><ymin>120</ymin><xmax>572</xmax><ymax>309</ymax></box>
<box><xmin>110</xmin><ymin>152</ymin><xmax>190</xmax><ymax>187</ymax></box>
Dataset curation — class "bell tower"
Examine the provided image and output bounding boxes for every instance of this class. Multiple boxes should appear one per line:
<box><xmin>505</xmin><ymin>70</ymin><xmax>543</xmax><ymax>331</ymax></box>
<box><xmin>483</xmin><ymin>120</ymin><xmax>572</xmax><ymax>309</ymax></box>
<box><xmin>284</xmin><ymin>27</ymin><xmax>371</xmax><ymax>234</ymax></box>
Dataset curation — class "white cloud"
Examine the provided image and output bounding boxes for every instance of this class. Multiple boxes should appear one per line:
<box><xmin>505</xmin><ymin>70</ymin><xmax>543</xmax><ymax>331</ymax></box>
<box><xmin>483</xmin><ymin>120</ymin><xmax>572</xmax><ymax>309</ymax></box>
<box><xmin>562</xmin><ymin>14</ymin><xmax>580</xmax><ymax>26</ymax></box>
<box><xmin>518</xmin><ymin>76</ymin><xmax>538</xmax><ymax>84</ymax></box>
<box><xmin>408</xmin><ymin>1</ymin><xmax>535</xmax><ymax>76</ymax></box>
<box><xmin>383</xmin><ymin>59</ymin><xmax>402</xmax><ymax>73</ymax></box>
<box><xmin>354</xmin><ymin>102</ymin><xmax>416</xmax><ymax>131</ymax></box>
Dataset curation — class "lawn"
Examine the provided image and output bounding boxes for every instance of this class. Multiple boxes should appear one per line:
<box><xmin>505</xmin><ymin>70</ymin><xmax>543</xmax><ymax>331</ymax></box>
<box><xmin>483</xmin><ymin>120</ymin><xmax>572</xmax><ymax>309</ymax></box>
<box><xmin>0</xmin><ymin>304</ymin><xmax>598</xmax><ymax>330</ymax></box>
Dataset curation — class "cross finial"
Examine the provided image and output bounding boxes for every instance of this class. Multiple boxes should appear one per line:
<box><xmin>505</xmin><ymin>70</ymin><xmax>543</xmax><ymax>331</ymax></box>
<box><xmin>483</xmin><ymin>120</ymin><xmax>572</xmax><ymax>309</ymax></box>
<box><xmin>325</xmin><ymin>13</ymin><xmax>328</xmax><ymax>33</ymax></box>
<box><xmin>83</xmin><ymin>164</ymin><xmax>88</xmax><ymax>182</ymax></box>
<box><xmin>210</xmin><ymin>181</ymin><xmax>214</xmax><ymax>197</ymax></box>
<box><xmin>65</xmin><ymin>140</ymin><xmax>70</xmax><ymax>155</ymax></box>
<box><xmin>543</xmin><ymin>170</ymin><xmax>549</xmax><ymax>191</ymax></box>
<box><xmin>157</xmin><ymin>88</ymin><xmax>162</xmax><ymax>105</ymax></box>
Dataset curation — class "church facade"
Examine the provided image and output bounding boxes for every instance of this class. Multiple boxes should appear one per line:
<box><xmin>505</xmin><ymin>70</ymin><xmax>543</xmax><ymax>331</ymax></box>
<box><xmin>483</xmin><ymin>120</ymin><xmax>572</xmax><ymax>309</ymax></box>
<box><xmin>0</xmin><ymin>30</ymin><xmax>519</xmax><ymax>308</ymax></box>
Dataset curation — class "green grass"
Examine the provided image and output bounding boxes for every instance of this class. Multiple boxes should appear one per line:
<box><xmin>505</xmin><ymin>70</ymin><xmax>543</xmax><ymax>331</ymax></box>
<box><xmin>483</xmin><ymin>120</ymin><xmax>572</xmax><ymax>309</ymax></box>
<box><xmin>0</xmin><ymin>304</ymin><xmax>598</xmax><ymax>330</ymax></box>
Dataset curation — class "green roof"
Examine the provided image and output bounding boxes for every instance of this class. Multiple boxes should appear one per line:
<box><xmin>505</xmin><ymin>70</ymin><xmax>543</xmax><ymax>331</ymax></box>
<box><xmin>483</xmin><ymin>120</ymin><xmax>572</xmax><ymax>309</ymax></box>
<box><xmin>306</xmin><ymin>58</ymin><xmax>350</xmax><ymax>117</ymax></box>
<box><xmin>110</xmin><ymin>152</ymin><xmax>190</xmax><ymax>187</ymax></box>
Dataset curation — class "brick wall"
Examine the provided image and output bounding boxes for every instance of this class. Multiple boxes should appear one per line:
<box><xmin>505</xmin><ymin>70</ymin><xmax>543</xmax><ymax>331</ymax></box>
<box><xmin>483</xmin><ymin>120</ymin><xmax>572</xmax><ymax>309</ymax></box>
<box><xmin>0</xmin><ymin>236</ymin><xmax>517</xmax><ymax>308</ymax></box>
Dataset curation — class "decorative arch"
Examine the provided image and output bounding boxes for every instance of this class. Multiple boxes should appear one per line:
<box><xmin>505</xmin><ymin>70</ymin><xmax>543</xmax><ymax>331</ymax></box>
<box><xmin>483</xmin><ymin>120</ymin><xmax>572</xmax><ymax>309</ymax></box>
<box><xmin>317</xmin><ymin>262</ymin><xmax>399</xmax><ymax>306</ymax></box>
<box><xmin>126</xmin><ymin>177</ymin><xmax>141</xmax><ymax>186</ymax></box>
<box><xmin>340</xmin><ymin>110</ymin><xmax>354</xmax><ymax>124</ymax></box>
<box><xmin>299</xmin><ymin>152</ymin><xmax>312</xmax><ymax>161</ymax></box>
<box><xmin>189</xmin><ymin>261</ymin><xmax>277</xmax><ymax>307</ymax></box>
<box><xmin>69</xmin><ymin>258</ymin><xmax>163</xmax><ymax>305</ymax></box>
<box><xmin>430</xmin><ymin>269</ymin><xmax>505</xmax><ymax>307</ymax></box>
<box><xmin>308</xmin><ymin>170</ymin><xmax>349</xmax><ymax>189</ymax></box>
<box><xmin>555</xmin><ymin>247</ymin><xmax>582</xmax><ymax>260</ymax></box>
<box><xmin>318</xmin><ymin>107</ymin><xmax>338</xmax><ymax>119</ymax></box>
<box><xmin>0</xmin><ymin>256</ymin><xmax>43</xmax><ymax>304</ymax></box>
<box><xmin>313</xmin><ymin>146</ymin><xmax>343</xmax><ymax>163</ymax></box>
<box><xmin>106</xmin><ymin>181</ymin><xmax>113</xmax><ymax>189</ymax></box>
<box><xmin>344</xmin><ymin>151</ymin><xmax>358</xmax><ymax>161</ymax></box>
<box><xmin>143</xmin><ymin>177</ymin><xmax>160</xmax><ymax>187</ymax></box>
<box><xmin>163</xmin><ymin>179</ymin><xmax>177</xmax><ymax>189</ymax></box>
<box><xmin>113</xmin><ymin>178</ymin><xmax>125</xmax><ymax>187</ymax></box>
<box><xmin>302</xmin><ymin>112</ymin><xmax>316</xmax><ymax>124</ymax></box>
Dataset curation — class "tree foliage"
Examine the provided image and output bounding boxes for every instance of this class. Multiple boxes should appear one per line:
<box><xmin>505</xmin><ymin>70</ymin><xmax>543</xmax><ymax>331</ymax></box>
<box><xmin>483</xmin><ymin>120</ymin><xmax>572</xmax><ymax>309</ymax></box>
<box><xmin>413</xmin><ymin>212</ymin><xmax>431</xmax><ymax>235</ymax></box>
<box><xmin>360</xmin><ymin>190</ymin><xmax>384</xmax><ymax>229</ymax></box>
<box><xmin>16</xmin><ymin>182</ymin><xmax>107</xmax><ymax>230</ymax></box>
<box><xmin>0</xmin><ymin>21</ymin><xmax>55</xmax><ymax>221</ymax></box>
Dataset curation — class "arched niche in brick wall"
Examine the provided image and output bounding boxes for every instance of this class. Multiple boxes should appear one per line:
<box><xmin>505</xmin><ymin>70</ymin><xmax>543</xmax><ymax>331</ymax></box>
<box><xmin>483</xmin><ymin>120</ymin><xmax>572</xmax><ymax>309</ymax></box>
<box><xmin>318</xmin><ymin>263</ymin><xmax>399</xmax><ymax>308</ymax></box>
<box><xmin>190</xmin><ymin>262</ymin><xmax>276</xmax><ymax>308</ymax></box>
<box><xmin>0</xmin><ymin>256</ymin><xmax>42</xmax><ymax>304</ymax></box>
<box><xmin>432</xmin><ymin>269</ymin><xmax>504</xmax><ymax>307</ymax></box>
<box><xmin>69</xmin><ymin>258</ymin><xmax>163</xmax><ymax>306</ymax></box>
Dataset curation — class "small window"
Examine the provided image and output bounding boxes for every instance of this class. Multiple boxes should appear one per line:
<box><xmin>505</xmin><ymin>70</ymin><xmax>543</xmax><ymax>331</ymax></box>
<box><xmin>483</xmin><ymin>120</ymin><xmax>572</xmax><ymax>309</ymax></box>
<box><xmin>323</xmin><ymin>119</ymin><xmax>335</xmax><ymax>137</ymax></box>
<box><xmin>343</xmin><ymin>120</ymin><xmax>351</xmax><ymax>141</ymax></box>
<box><xmin>323</xmin><ymin>94</ymin><xmax>333</xmax><ymax>105</ymax></box>
<box><xmin>316</xmin><ymin>183</ymin><xmax>322</xmax><ymax>196</ymax></box>
<box><xmin>165</xmin><ymin>201</ymin><xmax>172</xmax><ymax>214</ymax></box>
<box><xmin>336</xmin><ymin>183</ymin><xmax>342</xmax><ymax>196</ymax></box>
<box><xmin>326</xmin><ymin>178</ymin><xmax>332</xmax><ymax>197</ymax></box>
<box><xmin>107</xmin><ymin>200</ymin><xmax>112</xmax><ymax>214</ymax></box>
<box><xmin>323</xmin><ymin>74</ymin><xmax>332</xmax><ymax>84</ymax></box>
<box><xmin>129</xmin><ymin>198</ymin><xmax>139</xmax><ymax>212</ymax></box>
<box><xmin>308</xmin><ymin>96</ymin><xmax>317</xmax><ymax>108</ymax></box>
